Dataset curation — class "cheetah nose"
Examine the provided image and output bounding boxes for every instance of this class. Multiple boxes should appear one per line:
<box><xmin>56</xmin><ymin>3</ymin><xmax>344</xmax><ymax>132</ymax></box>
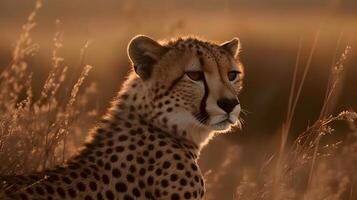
<box><xmin>217</xmin><ymin>98</ymin><xmax>239</xmax><ymax>113</ymax></box>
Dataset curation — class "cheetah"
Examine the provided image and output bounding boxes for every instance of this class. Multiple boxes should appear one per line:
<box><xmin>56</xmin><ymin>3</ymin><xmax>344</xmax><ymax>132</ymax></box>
<box><xmin>0</xmin><ymin>35</ymin><xmax>244</xmax><ymax>200</ymax></box>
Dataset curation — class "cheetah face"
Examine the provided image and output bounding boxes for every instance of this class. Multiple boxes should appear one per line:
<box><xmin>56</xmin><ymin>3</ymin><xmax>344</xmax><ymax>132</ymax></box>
<box><xmin>128</xmin><ymin>35</ymin><xmax>243</xmax><ymax>133</ymax></box>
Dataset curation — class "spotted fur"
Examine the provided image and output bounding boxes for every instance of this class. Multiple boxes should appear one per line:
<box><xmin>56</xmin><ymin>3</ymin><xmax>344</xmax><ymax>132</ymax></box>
<box><xmin>1</xmin><ymin>35</ymin><xmax>244</xmax><ymax>200</ymax></box>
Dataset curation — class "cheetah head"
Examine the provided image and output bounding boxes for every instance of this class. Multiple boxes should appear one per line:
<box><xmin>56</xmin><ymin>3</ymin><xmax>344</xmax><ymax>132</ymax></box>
<box><xmin>127</xmin><ymin>35</ymin><xmax>243</xmax><ymax>145</ymax></box>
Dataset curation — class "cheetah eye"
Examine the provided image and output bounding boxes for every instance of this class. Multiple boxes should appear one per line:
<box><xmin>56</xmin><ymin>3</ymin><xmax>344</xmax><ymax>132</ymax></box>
<box><xmin>186</xmin><ymin>71</ymin><xmax>204</xmax><ymax>81</ymax></box>
<box><xmin>227</xmin><ymin>71</ymin><xmax>240</xmax><ymax>82</ymax></box>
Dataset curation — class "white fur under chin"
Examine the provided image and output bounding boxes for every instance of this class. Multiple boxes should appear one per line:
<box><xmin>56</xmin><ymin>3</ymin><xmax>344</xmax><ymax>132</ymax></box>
<box><xmin>162</xmin><ymin>111</ymin><xmax>212</xmax><ymax>148</ymax></box>
<box><xmin>163</xmin><ymin>110</ymin><xmax>241</xmax><ymax>149</ymax></box>
<box><xmin>192</xmin><ymin>119</ymin><xmax>241</xmax><ymax>148</ymax></box>
<box><xmin>187</xmin><ymin>126</ymin><xmax>215</xmax><ymax>149</ymax></box>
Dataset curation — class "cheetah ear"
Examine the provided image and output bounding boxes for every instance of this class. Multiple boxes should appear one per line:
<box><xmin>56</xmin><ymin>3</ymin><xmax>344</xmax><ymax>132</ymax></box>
<box><xmin>128</xmin><ymin>35</ymin><xmax>168</xmax><ymax>80</ymax></box>
<box><xmin>220</xmin><ymin>38</ymin><xmax>241</xmax><ymax>58</ymax></box>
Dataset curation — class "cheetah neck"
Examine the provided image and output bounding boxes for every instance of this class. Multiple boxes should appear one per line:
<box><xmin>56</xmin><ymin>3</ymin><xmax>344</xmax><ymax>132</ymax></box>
<box><xmin>103</xmin><ymin>72</ymin><xmax>214</xmax><ymax>151</ymax></box>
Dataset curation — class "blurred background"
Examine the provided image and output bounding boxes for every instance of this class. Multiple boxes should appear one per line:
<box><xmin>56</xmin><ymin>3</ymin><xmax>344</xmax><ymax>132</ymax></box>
<box><xmin>0</xmin><ymin>0</ymin><xmax>356</xmax><ymax>199</ymax></box>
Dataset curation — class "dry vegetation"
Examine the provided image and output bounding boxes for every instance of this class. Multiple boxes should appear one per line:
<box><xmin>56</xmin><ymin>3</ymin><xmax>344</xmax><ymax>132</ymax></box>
<box><xmin>1</xmin><ymin>1</ymin><xmax>356</xmax><ymax>199</ymax></box>
<box><xmin>0</xmin><ymin>0</ymin><xmax>97</xmax><ymax>175</ymax></box>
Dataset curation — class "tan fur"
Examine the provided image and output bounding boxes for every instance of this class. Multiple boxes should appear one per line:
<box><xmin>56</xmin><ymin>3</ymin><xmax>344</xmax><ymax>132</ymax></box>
<box><xmin>1</xmin><ymin>35</ymin><xmax>244</xmax><ymax>200</ymax></box>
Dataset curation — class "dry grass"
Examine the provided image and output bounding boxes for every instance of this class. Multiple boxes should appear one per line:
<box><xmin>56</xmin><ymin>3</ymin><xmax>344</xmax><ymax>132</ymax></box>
<box><xmin>0</xmin><ymin>0</ymin><xmax>97</xmax><ymax>175</ymax></box>
<box><xmin>233</xmin><ymin>35</ymin><xmax>357</xmax><ymax>200</ymax></box>
<box><xmin>0</xmin><ymin>1</ymin><xmax>356</xmax><ymax>200</ymax></box>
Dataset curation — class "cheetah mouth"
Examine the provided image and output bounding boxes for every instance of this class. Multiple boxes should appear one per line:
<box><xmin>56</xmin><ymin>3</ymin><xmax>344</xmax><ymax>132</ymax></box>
<box><xmin>210</xmin><ymin>115</ymin><xmax>238</xmax><ymax>131</ymax></box>
<box><xmin>210</xmin><ymin>117</ymin><xmax>236</xmax><ymax>130</ymax></box>
<box><xmin>212</xmin><ymin>114</ymin><xmax>237</xmax><ymax>124</ymax></box>
<box><xmin>193</xmin><ymin>112</ymin><xmax>238</xmax><ymax>130</ymax></box>
<box><xmin>211</xmin><ymin>120</ymin><xmax>231</xmax><ymax>130</ymax></box>
<box><xmin>217</xmin><ymin>118</ymin><xmax>235</xmax><ymax>125</ymax></box>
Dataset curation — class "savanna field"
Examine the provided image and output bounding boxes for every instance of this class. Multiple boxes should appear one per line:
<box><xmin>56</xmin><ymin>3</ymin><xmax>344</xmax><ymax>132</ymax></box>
<box><xmin>0</xmin><ymin>0</ymin><xmax>357</xmax><ymax>199</ymax></box>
